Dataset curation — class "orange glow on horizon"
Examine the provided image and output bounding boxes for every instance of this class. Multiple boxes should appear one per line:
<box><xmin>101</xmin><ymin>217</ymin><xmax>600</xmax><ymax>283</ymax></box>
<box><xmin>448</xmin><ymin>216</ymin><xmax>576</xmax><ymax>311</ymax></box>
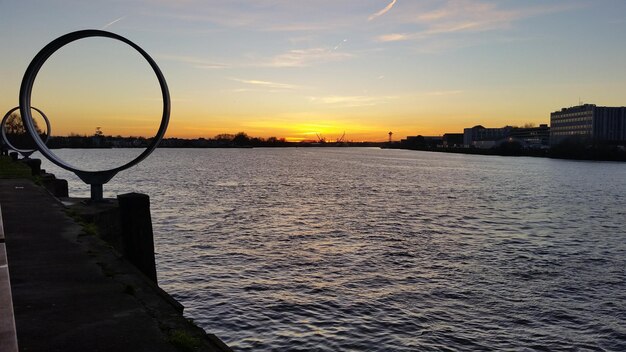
<box><xmin>46</xmin><ymin>120</ymin><xmax>488</xmax><ymax>142</ymax></box>
<box><xmin>41</xmin><ymin>105</ymin><xmax>551</xmax><ymax>142</ymax></box>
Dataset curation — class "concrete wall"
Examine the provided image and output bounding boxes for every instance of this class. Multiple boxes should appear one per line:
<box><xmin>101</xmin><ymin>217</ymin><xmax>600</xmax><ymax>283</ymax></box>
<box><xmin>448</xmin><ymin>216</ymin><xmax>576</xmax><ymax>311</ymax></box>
<box><xmin>0</xmin><ymin>205</ymin><xmax>18</xmax><ymax>352</ymax></box>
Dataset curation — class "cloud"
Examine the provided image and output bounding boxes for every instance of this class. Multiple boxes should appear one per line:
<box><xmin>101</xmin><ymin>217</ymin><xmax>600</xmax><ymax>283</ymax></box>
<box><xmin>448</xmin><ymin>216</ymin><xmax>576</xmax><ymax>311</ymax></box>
<box><xmin>375</xmin><ymin>1</ymin><xmax>583</xmax><ymax>42</ymax></box>
<box><xmin>264</xmin><ymin>22</ymin><xmax>335</xmax><ymax>32</ymax></box>
<box><xmin>231</xmin><ymin>78</ymin><xmax>300</xmax><ymax>90</ymax></box>
<box><xmin>414</xmin><ymin>1</ymin><xmax>528</xmax><ymax>34</ymax></box>
<box><xmin>160</xmin><ymin>45</ymin><xmax>353</xmax><ymax>70</ymax></box>
<box><xmin>369</xmin><ymin>0</ymin><xmax>398</xmax><ymax>21</ymax></box>
<box><xmin>426</xmin><ymin>90</ymin><xmax>463</xmax><ymax>96</ymax></box>
<box><xmin>144</xmin><ymin>2</ymin><xmax>358</xmax><ymax>33</ymax></box>
<box><xmin>376</xmin><ymin>33</ymin><xmax>411</xmax><ymax>42</ymax></box>
<box><xmin>309</xmin><ymin>95</ymin><xmax>397</xmax><ymax>107</ymax></box>
<box><xmin>158</xmin><ymin>55</ymin><xmax>230</xmax><ymax>69</ymax></box>
<box><xmin>269</xmin><ymin>47</ymin><xmax>353</xmax><ymax>67</ymax></box>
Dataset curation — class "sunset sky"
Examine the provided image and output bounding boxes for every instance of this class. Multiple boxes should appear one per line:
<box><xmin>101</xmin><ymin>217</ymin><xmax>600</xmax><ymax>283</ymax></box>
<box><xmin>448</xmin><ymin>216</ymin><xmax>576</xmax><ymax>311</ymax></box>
<box><xmin>1</xmin><ymin>0</ymin><xmax>626</xmax><ymax>141</ymax></box>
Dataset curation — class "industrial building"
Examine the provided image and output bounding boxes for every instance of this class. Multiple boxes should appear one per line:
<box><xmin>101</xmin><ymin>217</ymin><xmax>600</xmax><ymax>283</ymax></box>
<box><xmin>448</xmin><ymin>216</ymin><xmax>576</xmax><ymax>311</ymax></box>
<box><xmin>550</xmin><ymin>104</ymin><xmax>626</xmax><ymax>146</ymax></box>
<box><xmin>509</xmin><ymin>124</ymin><xmax>550</xmax><ymax>148</ymax></box>
<box><xmin>462</xmin><ymin>124</ymin><xmax>550</xmax><ymax>149</ymax></box>
<box><xmin>463</xmin><ymin>125</ymin><xmax>513</xmax><ymax>148</ymax></box>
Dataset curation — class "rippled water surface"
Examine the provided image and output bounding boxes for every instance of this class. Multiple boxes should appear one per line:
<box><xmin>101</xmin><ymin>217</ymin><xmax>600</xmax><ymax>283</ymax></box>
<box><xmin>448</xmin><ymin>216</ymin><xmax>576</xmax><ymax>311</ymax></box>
<box><xmin>38</xmin><ymin>148</ymin><xmax>626</xmax><ymax>351</ymax></box>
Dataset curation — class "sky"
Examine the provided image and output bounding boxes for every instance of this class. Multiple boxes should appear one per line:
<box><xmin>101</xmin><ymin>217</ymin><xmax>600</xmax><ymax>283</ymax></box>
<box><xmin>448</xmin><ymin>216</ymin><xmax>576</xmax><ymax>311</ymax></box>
<box><xmin>1</xmin><ymin>0</ymin><xmax>626</xmax><ymax>142</ymax></box>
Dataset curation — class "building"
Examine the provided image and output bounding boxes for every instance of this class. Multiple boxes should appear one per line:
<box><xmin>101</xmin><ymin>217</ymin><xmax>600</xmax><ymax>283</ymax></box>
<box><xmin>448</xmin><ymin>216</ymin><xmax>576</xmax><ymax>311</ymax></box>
<box><xmin>509</xmin><ymin>124</ymin><xmax>550</xmax><ymax>148</ymax></box>
<box><xmin>463</xmin><ymin>125</ymin><xmax>513</xmax><ymax>148</ymax></box>
<box><xmin>550</xmin><ymin>104</ymin><xmax>626</xmax><ymax>146</ymax></box>
<box><xmin>400</xmin><ymin>135</ymin><xmax>442</xmax><ymax>148</ymax></box>
<box><xmin>442</xmin><ymin>133</ymin><xmax>464</xmax><ymax>147</ymax></box>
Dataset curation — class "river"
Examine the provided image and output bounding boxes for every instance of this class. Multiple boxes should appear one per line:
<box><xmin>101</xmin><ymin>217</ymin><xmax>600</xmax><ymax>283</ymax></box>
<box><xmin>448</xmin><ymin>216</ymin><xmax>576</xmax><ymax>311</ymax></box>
<box><xmin>36</xmin><ymin>147</ymin><xmax>626</xmax><ymax>351</ymax></box>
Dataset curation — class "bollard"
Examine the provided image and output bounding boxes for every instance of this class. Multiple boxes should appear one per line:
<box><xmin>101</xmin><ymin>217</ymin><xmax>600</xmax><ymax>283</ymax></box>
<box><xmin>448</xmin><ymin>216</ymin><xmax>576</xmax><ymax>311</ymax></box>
<box><xmin>21</xmin><ymin>158</ymin><xmax>41</xmax><ymax>176</ymax></box>
<box><xmin>40</xmin><ymin>175</ymin><xmax>68</xmax><ymax>197</ymax></box>
<box><xmin>117</xmin><ymin>192</ymin><xmax>157</xmax><ymax>283</ymax></box>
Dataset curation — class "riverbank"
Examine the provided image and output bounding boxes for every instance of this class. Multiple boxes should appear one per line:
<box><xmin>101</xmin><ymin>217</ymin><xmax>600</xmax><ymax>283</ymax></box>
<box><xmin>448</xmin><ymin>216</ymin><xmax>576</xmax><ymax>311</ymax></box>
<box><xmin>384</xmin><ymin>144</ymin><xmax>626</xmax><ymax>162</ymax></box>
<box><xmin>0</xmin><ymin>160</ymin><xmax>232</xmax><ymax>351</ymax></box>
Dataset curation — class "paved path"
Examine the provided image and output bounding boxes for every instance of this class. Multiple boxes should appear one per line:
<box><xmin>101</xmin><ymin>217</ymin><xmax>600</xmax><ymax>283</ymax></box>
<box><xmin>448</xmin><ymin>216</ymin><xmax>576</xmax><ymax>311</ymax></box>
<box><xmin>0</xmin><ymin>179</ymin><xmax>230</xmax><ymax>352</ymax></box>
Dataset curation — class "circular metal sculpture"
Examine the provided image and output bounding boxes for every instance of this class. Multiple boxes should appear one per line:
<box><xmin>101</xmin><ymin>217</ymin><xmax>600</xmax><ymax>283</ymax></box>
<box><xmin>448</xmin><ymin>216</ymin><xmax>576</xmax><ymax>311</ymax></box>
<box><xmin>19</xmin><ymin>29</ymin><xmax>170</xmax><ymax>201</ymax></box>
<box><xmin>1</xmin><ymin>106</ymin><xmax>51</xmax><ymax>159</ymax></box>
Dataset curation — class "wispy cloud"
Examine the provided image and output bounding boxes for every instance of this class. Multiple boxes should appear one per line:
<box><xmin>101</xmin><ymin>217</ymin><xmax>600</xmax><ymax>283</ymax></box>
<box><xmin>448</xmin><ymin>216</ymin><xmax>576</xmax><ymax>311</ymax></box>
<box><xmin>426</xmin><ymin>90</ymin><xmax>463</xmax><ymax>96</ymax></box>
<box><xmin>158</xmin><ymin>54</ymin><xmax>230</xmax><ymax>69</ymax></box>
<box><xmin>231</xmin><ymin>78</ymin><xmax>300</xmax><ymax>90</ymax></box>
<box><xmin>269</xmin><ymin>47</ymin><xmax>353</xmax><ymax>67</ymax></box>
<box><xmin>375</xmin><ymin>1</ymin><xmax>583</xmax><ymax>42</ymax></box>
<box><xmin>144</xmin><ymin>3</ymin><xmax>357</xmax><ymax>33</ymax></box>
<box><xmin>369</xmin><ymin>0</ymin><xmax>398</xmax><ymax>21</ymax></box>
<box><xmin>264</xmin><ymin>22</ymin><xmax>336</xmax><ymax>32</ymax></box>
<box><xmin>376</xmin><ymin>33</ymin><xmax>411</xmax><ymax>42</ymax></box>
<box><xmin>160</xmin><ymin>46</ymin><xmax>353</xmax><ymax>70</ymax></box>
<box><xmin>102</xmin><ymin>16</ymin><xmax>125</xmax><ymax>30</ymax></box>
<box><xmin>309</xmin><ymin>95</ymin><xmax>397</xmax><ymax>107</ymax></box>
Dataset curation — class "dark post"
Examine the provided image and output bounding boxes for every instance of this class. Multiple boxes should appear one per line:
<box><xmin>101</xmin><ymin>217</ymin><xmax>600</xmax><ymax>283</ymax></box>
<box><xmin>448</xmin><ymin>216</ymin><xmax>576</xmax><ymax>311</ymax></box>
<box><xmin>90</xmin><ymin>184</ymin><xmax>104</xmax><ymax>202</ymax></box>
<box><xmin>21</xmin><ymin>158</ymin><xmax>41</xmax><ymax>176</ymax></box>
<box><xmin>117</xmin><ymin>193</ymin><xmax>157</xmax><ymax>283</ymax></box>
<box><xmin>40</xmin><ymin>175</ymin><xmax>69</xmax><ymax>198</ymax></box>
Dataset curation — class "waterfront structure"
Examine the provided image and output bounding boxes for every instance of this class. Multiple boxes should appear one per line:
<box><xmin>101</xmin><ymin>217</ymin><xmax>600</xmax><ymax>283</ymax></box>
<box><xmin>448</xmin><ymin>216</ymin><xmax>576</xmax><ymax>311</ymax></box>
<box><xmin>442</xmin><ymin>133</ymin><xmax>464</xmax><ymax>147</ymax></box>
<box><xmin>509</xmin><ymin>124</ymin><xmax>550</xmax><ymax>148</ymax></box>
<box><xmin>550</xmin><ymin>104</ymin><xmax>626</xmax><ymax>146</ymax></box>
<box><xmin>463</xmin><ymin>125</ymin><xmax>513</xmax><ymax>148</ymax></box>
<box><xmin>400</xmin><ymin>135</ymin><xmax>442</xmax><ymax>148</ymax></box>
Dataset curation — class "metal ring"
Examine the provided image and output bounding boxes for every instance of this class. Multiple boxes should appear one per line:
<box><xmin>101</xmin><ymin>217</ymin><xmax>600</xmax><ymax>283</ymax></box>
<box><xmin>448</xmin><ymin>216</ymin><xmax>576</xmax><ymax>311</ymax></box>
<box><xmin>1</xmin><ymin>106</ymin><xmax>51</xmax><ymax>155</ymax></box>
<box><xmin>19</xmin><ymin>29</ymin><xmax>170</xmax><ymax>185</ymax></box>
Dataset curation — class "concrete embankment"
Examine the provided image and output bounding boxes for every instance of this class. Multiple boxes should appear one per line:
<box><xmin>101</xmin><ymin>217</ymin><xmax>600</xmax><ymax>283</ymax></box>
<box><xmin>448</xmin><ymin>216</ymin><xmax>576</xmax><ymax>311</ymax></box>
<box><xmin>0</xmin><ymin>177</ymin><xmax>232</xmax><ymax>352</ymax></box>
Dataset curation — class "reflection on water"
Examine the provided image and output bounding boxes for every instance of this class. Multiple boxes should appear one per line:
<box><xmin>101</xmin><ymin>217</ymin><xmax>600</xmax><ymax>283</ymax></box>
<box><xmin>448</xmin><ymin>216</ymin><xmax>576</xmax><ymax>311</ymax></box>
<box><xmin>41</xmin><ymin>148</ymin><xmax>150</xmax><ymax>172</ymax></box>
<box><xmin>39</xmin><ymin>148</ymin><xmax>626</xmax><ymax>351</ymax></box>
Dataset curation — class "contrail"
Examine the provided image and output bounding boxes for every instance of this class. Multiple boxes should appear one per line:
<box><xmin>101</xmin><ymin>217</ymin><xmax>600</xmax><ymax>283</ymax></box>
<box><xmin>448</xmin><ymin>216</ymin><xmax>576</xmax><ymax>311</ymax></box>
<box><xmin>333</xmin><ymin>39</ymin><xmax>348</xmax><ymax>51</ymax></box>
<box><xmin>368</xmin><ymin>0</ymin><xmax>397</xmax><ymax>21</ymax></box>
<box><xmin>102</xmin><ymin>16</ymin><xmax>125</xmax><ymax>30</ymax></box>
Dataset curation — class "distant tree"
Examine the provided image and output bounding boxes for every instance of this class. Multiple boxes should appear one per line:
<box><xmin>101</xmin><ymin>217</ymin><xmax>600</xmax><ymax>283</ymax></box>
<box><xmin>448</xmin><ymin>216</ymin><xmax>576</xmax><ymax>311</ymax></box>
<box><xmin>232</xmin><ymin>132</ymin><xmax>251</xmax><ymax>146</ymax></box>
<box><xmin>4</xmin><ymin>112</ymin><xmax>43</xmax><ymax>135</ymax></box>
<box><xmin>214</xmin><ymin>133</ymin><xmax>235</xmax><ymax>141</ymax></box>
<box><xmin>522</xmin><ymin>122</ymin><xmax>536</xmax><ymax>128</ymax></box>
<box><xmin>3</xmin><ymin>112</ymin><xmax>45</xmax><ymax>149</ymax></box>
